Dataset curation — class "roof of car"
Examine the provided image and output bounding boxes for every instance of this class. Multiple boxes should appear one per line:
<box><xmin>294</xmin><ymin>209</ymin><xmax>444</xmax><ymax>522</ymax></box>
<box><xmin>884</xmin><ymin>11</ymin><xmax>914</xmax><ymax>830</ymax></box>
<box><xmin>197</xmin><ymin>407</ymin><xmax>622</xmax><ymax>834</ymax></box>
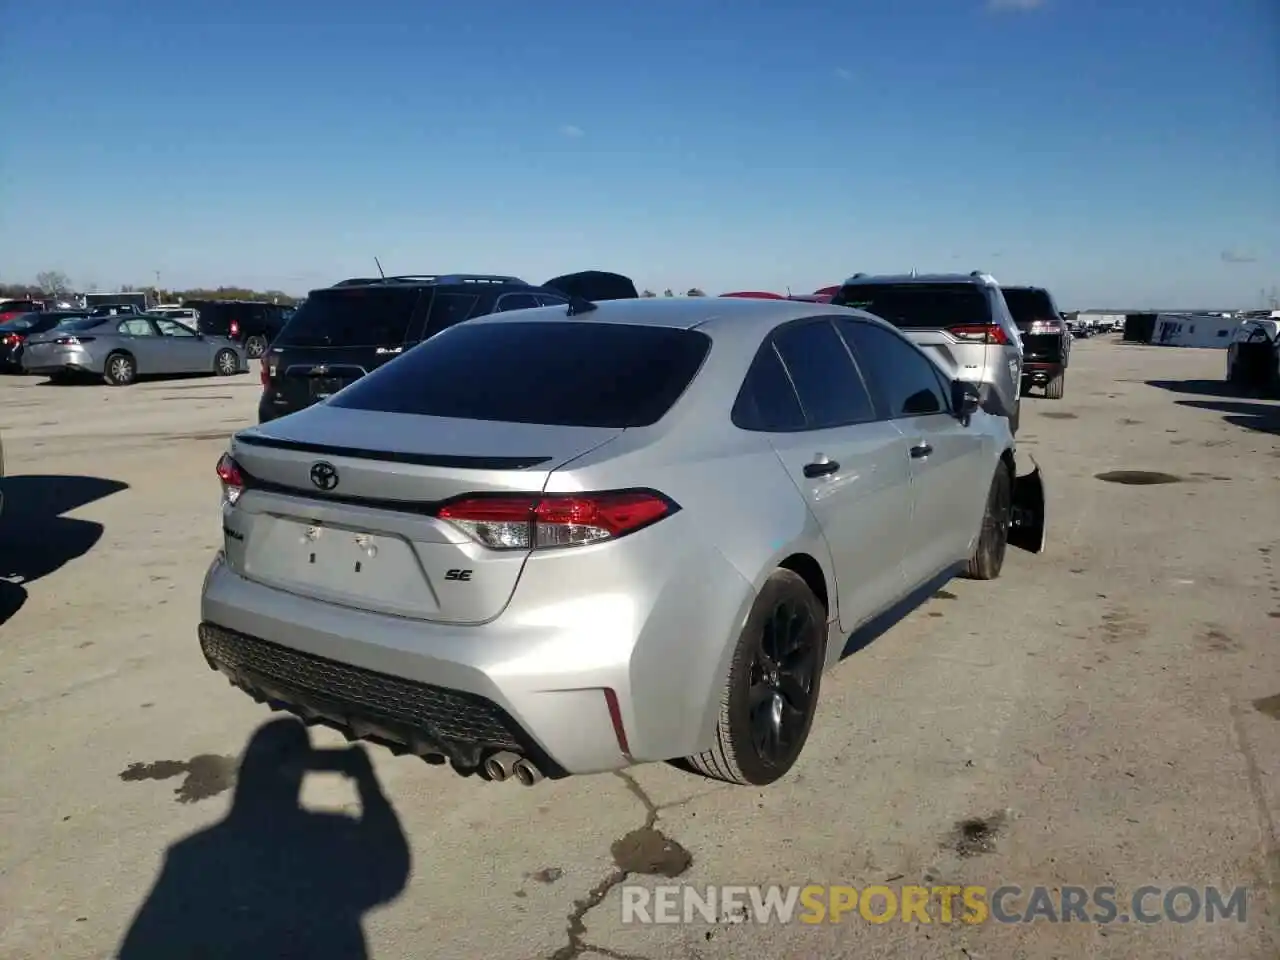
<box><xmin>466</xmin><ymin>293</ymin><xmax>870</xmax><ymax>337</ymax></box>
<box><xmin>840</xmin><ymin>272</ymin><xmax>1000</xmax><ymax>287</ymax></box>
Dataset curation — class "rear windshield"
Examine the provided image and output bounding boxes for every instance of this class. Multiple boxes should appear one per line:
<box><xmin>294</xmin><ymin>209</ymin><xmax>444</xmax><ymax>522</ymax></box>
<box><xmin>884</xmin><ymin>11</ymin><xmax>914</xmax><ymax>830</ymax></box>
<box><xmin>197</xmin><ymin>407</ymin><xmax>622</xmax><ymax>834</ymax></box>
<box><xmin>274</xmin><ymin>287</ymin><xmax>422</xmax><ymax>348</ymax></box>
<box><xmin>330</xmin><ymin>320</ymin><xmax>711</xmax><ymax>428</ymax></box>
<box><xmin>832</xmin><ymin>283</ymin><xmax>992</xmax><ymax>329</ymax></box>
<box><xmin>55</xmin><ymin>317</ymin><xmax>109</xmax><ymax>332</ymax></box>
<box><xmin>1001</xmin><ymin>288</ymin><xmax>1056</xmax><ymax>328</ymax></box>
<box><xmin>0</xmin><ymin>314</ymin><xmax>40</xmax><ymax>330</ymax></box>
<box><xmin>1</xmin><ymin>301</ymin><xmax>39</xmax><ymax>313</ymax></box>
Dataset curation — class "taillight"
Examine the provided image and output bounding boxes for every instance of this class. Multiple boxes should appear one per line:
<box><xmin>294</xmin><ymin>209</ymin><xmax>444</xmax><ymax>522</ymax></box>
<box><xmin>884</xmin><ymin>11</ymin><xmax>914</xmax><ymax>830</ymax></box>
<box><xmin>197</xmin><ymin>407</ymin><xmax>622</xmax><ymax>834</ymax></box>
<box><xmin>947</xmin><ymin>323</ymin><xmax>1010</xmax><ymax>345</ymax></box>
<box><xmin>216</xmin><ymin>453</ymin><xmax>246</xmax><ymax>505</ymax></box>
<box><xmin>436</xmin><ymin>490</ymin><xmax>678</xmax><ymax>551</ymax></box>
<box><xmin>260</xmin><ymin>361</ymin><xmax>270</xmax><ymax>387</ymax></box>
<box><xmin>230</xmin><ymin>319</ymin><xmax>240</xmax><ymax>338</ymax></box>
<box><xmin>1</xmin><ymin>333</ymin><xmax>23</xmax><ymax>346</ymax></box>
<box><xmin>53</xmin><ymin>335</ymin><xmax>95</xmax><ymax>345</ymax></box>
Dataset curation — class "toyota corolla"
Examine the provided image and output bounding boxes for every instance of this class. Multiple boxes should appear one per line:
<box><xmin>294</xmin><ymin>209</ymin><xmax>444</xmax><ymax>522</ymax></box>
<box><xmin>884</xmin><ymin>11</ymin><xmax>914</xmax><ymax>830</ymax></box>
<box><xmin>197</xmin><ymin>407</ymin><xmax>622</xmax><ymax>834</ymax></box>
<box><xmin>200</xmin><ymin>297</ymin><xmax>1045</xmax><ymax>787</ymax></box>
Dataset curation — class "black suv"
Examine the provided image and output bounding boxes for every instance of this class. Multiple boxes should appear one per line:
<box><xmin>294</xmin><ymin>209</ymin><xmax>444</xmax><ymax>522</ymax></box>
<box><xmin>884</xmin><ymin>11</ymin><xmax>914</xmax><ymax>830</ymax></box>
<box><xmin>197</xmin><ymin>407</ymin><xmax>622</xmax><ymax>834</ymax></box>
<box><xmin>257</xmin><ymin>274</ymin><xmax>570</xmax><ymax>423</ymax></box>
<box><xmin>1001</xmin><ymin>286</ymin><xmax>1071</xmax><ymax>399</ymax></box>
<box><xmin>185</xmin><ymin>299</ymin><xmax>292</xmax><ymax>360</ymax></box>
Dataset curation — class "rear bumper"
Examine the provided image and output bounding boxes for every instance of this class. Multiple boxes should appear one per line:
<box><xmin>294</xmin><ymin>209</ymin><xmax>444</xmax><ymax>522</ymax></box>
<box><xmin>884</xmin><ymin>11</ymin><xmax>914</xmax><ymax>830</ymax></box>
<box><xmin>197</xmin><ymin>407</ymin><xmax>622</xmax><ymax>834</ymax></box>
<box><xmin>22</xmin><ymin>345</ymin><xmax>99</xmax><ymax>375</ymax></box>
<box><xmin>199</xmin><ymin>540</ymin><xmax>756</xmax><ymax>775</ymax></box>
<box><xmin>1021</xmin><ymin>362</ymin><xmax>1064</xmax><ymax>382</ymax></box>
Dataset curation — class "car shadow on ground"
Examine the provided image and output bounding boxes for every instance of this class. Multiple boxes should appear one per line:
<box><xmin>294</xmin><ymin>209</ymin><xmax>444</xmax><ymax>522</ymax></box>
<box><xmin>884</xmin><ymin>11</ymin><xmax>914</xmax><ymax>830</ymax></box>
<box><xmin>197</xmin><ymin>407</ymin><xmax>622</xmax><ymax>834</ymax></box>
<box><xmin>118</xmin><ymin>718</ymin><xmax>412</xmax><ymax>960</ymax></box>
<box><xmin>33</xmin><ymin>372</ymin><xmax>237</xmax><ymax>387</ymax></box>
<box><xmin>840</xmin><ymin>566</ymin><xmax>960</xmax><ymax>660</ymax></box>
<box><xmin>0</xmin><ymin>474</ymin><xmax>129</xmax><ymax>626</ymax></box>
<box><xmin>1175</xmin><ymin>399</ymin><xmax>1280</xmax><ymax>436</ymax></box>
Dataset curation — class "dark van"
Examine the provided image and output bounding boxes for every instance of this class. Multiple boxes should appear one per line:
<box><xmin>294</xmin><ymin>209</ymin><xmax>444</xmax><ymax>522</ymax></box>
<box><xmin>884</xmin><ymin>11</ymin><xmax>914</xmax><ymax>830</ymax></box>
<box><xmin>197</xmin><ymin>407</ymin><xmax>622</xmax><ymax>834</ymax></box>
<box><xmin>256</xmin><ymin>274</ymin><xmax>569</xmax><ymax>424</ymax></box>
<box><xmin>185</xmin><ymin>300</ymin><xmax>293</xmax><ymax>359</ymax></box>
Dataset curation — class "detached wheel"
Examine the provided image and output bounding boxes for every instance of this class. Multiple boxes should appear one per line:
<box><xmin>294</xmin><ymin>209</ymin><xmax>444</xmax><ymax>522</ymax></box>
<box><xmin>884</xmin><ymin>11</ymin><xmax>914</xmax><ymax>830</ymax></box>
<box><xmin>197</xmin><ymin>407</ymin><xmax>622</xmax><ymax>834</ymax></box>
<box><xmin>1044</xmin><ymin>368</ymin><xmax>1066</xmax><ymax>399</ymax></box>
<box><xmin>685</xmin><ymin>569</ymin><xmax>826</xmax><ymax>786</ymax></box>
<box><xmin>103</xmin><ymin>351</ymin><xmax>136</xmax><ymax>386</ymax></box>
<box><xmin>244</xmin><ymin>335</ymin><xmax>268</xmax><ymax>359</ymax></box>
<box><xmin>964</xmin><ymin>465</ymin><xmax>1011</xmax><ymax>580</ymax></box>
<box><xmin>214</xmin><ymin>348</ymin><xmax>240</xmax><ymax>376</ymax></box>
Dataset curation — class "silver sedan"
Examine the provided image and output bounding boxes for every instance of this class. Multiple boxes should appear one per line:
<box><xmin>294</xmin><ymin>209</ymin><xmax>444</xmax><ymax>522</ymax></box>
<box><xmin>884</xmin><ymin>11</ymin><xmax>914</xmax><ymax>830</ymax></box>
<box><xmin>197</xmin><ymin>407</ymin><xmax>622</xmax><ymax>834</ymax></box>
<box><xmin>22</xmin><ymin>314</ymin><xmax>248</xmax><ymax>386</ymax></box>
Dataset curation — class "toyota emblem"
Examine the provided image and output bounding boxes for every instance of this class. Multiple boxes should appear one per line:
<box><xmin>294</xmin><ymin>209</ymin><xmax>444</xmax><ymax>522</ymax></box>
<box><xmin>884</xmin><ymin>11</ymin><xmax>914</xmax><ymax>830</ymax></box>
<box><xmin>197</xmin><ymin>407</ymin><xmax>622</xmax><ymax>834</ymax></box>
<box><xmin>310</xmin><ymin>461</ymin><xmax>339</xmax><ymax>491</ymax></box>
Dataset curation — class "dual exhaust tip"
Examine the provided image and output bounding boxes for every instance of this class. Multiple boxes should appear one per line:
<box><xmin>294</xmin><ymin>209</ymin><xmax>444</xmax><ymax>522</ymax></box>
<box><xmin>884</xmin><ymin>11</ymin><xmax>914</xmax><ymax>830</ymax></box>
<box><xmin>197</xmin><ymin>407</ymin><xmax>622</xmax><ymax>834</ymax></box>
<box><xmin>483</xmin><ymin>750</ymin><xmax>545</xmax><ymax>786</ymax></box>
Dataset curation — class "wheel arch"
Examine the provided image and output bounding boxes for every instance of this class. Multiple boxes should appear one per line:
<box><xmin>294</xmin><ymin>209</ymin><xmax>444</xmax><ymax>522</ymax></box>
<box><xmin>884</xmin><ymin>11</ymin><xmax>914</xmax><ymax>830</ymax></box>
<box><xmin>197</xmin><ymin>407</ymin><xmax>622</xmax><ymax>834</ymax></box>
<box><xmin>103</xmin><ymin>348</ymin><xmax>137</xmax><ymax>379</ymax></box>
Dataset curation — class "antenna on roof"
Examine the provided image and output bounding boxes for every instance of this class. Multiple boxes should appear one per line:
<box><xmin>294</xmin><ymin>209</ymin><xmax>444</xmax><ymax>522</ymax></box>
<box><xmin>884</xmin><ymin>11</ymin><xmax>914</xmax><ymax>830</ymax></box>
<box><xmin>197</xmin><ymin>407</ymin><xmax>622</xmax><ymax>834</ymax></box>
<box><xmin>374</xmin><ymin>257</ymin><xmax>386</xmax><ymax>279</ymax></box>
<box><xmin>786</xmin><ymin>285</ymin><xmax>792</xmax><ymax>296</ymax></box>
<box><xmin>910</xmin><ymin>267</ymin><xmax>918</xmax><ymax>278</ymax></box>
<box><xmin>566</xmin><ymin>296</ymin><xmax>598</xmax><ymax>316</ymax></box>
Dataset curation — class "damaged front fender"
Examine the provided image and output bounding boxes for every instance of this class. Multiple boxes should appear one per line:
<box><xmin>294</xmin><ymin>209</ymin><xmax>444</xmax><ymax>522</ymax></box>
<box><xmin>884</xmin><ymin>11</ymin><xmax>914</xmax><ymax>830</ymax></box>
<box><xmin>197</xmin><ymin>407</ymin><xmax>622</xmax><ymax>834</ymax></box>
<box><xmin>1009</xmin><ymin>455</ymin><xmax>1046</xmax><ymax>554</ymax></box>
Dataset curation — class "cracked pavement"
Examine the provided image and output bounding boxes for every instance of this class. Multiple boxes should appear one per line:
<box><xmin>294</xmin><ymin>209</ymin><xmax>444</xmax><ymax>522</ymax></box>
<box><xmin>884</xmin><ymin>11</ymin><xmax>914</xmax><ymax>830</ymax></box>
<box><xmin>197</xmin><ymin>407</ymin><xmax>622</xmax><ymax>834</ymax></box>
<box><xmin>1</xmin><ymin>341</ymin><xmax>1278</xmax><ymax>959</ymax></box>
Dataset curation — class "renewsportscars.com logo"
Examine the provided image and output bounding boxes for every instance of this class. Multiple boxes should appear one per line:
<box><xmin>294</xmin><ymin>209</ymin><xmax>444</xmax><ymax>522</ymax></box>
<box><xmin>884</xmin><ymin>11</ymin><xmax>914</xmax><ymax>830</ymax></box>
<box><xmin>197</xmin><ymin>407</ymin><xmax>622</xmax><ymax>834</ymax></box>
<box><xmin>621</xmin><ymin>884</ymin><xmax>1249</xmax><ymax>926</ymax></box>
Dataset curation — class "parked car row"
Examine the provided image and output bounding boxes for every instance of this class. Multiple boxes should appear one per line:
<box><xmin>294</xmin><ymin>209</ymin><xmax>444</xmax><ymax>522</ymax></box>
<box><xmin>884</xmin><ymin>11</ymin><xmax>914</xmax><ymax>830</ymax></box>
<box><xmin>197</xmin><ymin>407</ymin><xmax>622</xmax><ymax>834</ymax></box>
<box><xmin>199</xmin><ymin>279</ymin><xmax>1048</xmax><ymax>791</ymax></box>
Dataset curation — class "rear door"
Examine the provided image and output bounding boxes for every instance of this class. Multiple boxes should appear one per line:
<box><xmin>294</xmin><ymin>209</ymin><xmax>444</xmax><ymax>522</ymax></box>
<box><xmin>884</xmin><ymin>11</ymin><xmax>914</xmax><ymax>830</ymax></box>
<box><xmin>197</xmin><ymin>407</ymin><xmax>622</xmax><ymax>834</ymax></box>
<box><xmin>757</xmin><ymin>318</ymin><xmax>913</xmax><ymax>631</ymax></box>
<box><xmin>839</xmin><ymin>319</ymin><xmax>989</xmax><ymax>584</ymax></box>
<box><xmin>269</xmin><ymin>285</ymin><xmax>425</xmax><ymax>413</ymax></box>
<box><xmin>115</xmin><ymin>317</ymin><xmax>167</xmax><ymax>371</ymax></box>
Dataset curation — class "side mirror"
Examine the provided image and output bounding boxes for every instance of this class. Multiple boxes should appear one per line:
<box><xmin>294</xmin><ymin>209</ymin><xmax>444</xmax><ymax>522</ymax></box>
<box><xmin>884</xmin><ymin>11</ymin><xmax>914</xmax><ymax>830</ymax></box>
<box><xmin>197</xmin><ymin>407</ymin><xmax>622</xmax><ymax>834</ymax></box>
<box><xmin>951</xmin><ymin>380</ymin><xmax>981</xmax><ymax>422</ymax></box>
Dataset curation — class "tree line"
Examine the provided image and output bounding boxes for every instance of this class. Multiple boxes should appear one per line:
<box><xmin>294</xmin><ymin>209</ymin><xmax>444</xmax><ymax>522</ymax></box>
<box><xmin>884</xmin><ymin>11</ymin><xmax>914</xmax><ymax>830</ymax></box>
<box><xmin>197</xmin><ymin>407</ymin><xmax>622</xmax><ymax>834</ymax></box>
<box><xmin>4</xmin><ymin>270</ymin><xmax>713</xmax><ymax>305</ymax></box>
<box><xmin>1</xmin><ymin>271</ymin><xmax>299</xmax><ymax>305</ymax></box>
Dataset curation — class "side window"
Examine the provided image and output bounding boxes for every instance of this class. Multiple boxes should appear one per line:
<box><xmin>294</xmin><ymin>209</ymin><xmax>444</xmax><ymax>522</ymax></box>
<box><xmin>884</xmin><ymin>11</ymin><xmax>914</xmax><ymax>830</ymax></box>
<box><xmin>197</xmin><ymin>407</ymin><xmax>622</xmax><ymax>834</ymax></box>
<box><xmin>732</xmin><ymin>344</ymin><xmax>805</xmax><ymax>431</ymax></box>
<box><xmin>155</xmin><ymin>319</ymin><xmax>196</xmax><ymax>337</ymax></box>
<box><xmin>423</xmin><ymin>293</ymin><xmax>480</xmax><ymax>337</ymax></box>
<box><xmin>118</xmin><ymin>318</ymin><xmax>155</xmax><ymax>336</ymax></box>
<box><xmin>839</xmin><ymin>320</ymin><xmax>947</xmax><ymax>418</ymax></box>
<box><xmin>772</xmin><ymin>320</ymin><xmax>876</xmax><ymax>429</ymax></box>
<box><xmin>535</xmin><ymin>293</ymin><xmax>568</xmax><ymax>307</ymax></box>
<box><xmin>495</xmin><ymin>293</ymin><xmax>540</xmax><ymax>312</ymax></box>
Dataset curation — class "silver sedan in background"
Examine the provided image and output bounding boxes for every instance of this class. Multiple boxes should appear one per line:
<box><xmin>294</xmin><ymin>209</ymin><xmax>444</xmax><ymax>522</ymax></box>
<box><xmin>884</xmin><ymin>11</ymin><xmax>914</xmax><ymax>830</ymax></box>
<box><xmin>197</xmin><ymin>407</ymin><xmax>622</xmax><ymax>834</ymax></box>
<box><xmin>22</xmin><ymin>314</ymin><xmax>248</xmax><ymax>386</ymax></box>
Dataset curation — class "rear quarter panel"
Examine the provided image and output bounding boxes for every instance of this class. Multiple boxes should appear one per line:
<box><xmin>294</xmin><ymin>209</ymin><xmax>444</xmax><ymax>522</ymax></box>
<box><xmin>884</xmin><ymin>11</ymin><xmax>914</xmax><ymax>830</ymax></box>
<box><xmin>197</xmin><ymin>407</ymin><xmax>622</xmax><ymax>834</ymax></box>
<box><xmin>548</xmin><ymin>422</ymin><xmax>838</xmax><ymax>756</ymax></box>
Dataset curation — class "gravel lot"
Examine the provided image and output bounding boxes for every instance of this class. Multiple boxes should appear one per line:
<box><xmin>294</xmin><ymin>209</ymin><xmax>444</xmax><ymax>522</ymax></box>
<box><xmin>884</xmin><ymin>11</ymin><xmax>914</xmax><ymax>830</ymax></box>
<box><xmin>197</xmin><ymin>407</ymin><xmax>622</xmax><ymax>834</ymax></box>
<box><xmin>1</xmin><ymin>339</ymin><xmax>1277</xmax><ymax>960</ymax></box>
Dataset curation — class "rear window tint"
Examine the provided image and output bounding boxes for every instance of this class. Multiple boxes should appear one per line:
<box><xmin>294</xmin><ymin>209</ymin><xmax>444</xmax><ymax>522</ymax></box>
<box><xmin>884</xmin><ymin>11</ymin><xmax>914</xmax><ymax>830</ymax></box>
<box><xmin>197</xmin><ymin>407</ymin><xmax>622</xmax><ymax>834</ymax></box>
<box><xmin>832</xmin><ymin>284</ymin><xmax>991</xmax><ymax>329</ymax></box>
<box><xmin>0</xmin><ymin>314</ymin><xmax>40</xmax><ymax>330</ymax></box>
<box><xmin>424</xmin><ymin>292</ymin><xmax>480</xmax><ymax>335</ymax></box>
<box><xmin>330</xmin><ymin>321</ymin><xmax>711</xmax><ymax>428</ymax></box>
<box><xmin>275</xmin><ymin>287</ymin><xmax>422</xmax><ymax>348</ymax></box>
<box><xmin>1001</xmin><ymin>288</ymin><xmax>1056</xmax><ymax>328</ymax></box>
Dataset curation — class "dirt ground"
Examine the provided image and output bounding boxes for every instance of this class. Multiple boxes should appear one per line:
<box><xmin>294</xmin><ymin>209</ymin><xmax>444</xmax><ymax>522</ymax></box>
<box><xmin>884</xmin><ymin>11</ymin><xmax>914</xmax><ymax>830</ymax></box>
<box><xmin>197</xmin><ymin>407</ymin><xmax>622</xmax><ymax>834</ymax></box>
<box><xmin>0</xmin><ymin>338</ymin><xmax>1277</xmax><ymax>959</ymax></box>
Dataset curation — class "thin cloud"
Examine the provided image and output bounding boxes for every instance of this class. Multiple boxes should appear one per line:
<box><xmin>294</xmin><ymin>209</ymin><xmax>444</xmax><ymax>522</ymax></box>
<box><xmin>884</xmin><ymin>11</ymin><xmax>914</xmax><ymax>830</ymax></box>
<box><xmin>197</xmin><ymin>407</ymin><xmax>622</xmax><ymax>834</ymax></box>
<box><xmin>834</xmin><ymin>67</ymin><xmax>852</xmax><ymax>81</ymax></box>
<box><xmin>1221</xmin><ymin>249</ymin><xmax>1257</xmax><ymax>263</ymax></box>
<box><xmin>986</xmin><ymin>0</ymin><xmax>1046</xmax><ymax>11</ymax></box>
<box><xmin>559</xmin><ymin>124</ymin><xmax>585</xmax><ymax>139</ymax></box>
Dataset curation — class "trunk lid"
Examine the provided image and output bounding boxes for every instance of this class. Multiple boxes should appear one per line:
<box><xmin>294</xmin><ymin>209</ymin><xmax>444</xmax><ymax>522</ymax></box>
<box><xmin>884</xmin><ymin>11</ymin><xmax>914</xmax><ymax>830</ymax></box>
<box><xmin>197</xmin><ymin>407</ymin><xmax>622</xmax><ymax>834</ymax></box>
<box><xmin>222</xmin><ymin>406</ymin><xmax>621</xmax><ymax>624</ymax></box>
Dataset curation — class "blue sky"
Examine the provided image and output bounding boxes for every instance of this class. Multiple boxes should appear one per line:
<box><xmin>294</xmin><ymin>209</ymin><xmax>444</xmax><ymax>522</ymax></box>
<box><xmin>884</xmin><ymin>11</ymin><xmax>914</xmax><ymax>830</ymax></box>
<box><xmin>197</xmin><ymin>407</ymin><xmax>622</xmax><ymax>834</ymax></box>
<box><xmin>1</xmin><ymin>0</ymin><xmax>1276</xmax><ymax>308</ymax></box>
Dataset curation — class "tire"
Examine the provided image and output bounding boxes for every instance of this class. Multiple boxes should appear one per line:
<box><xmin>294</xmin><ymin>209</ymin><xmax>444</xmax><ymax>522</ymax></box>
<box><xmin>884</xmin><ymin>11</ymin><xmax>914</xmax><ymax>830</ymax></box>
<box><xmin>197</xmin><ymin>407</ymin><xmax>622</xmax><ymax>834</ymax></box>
<box><xmin>214</xmin><ymin>348</ymin><xmax>240</xmax><ymax>376</ymax></box>
<box><xmin>1019</xmin><ymin>378</ymin><xmax>1031</xmax><ymax>398</ymax></box>
<box><xmin>684</xmin><ymin>569</ymin><xmax>826</xmax><ymax>786</ymax></box>
<box><xmin>244</xmin><ymin>335</ymin><xmax>268</xmax><ymax>359</ymax></box>
<box><xmin>963</xmin><ymin>465</ymin><xmax>1012</xmax><ymax>580</ymax></box>
<box><xmin>103</xmin><ymin>351</ymin><xmax>136</xmax><ymax>386</ymax></box>
<box><xmin>1044</xmin><ymin>368</ymin><xmax>1066</xmax><ymax>399</ymax></box>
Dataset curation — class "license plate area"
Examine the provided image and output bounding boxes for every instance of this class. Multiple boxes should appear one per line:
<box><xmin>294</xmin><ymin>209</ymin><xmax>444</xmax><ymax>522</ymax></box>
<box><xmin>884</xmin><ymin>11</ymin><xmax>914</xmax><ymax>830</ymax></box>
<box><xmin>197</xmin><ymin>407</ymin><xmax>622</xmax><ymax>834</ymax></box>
<box><xmin>310</xmin><ymin>376</ymin><xmax>344</xmax><ymax>400</ymax></box>
<box><xmin>243</xmin><ymin>516</ymin><xmax>436</xmax><ymax>617</ymax></box>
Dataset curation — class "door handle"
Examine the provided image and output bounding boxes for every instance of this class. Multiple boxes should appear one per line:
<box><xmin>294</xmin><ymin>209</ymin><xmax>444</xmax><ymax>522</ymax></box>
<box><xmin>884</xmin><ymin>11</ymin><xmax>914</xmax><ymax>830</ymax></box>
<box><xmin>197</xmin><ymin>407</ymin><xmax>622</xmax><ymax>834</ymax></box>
<box><xmin>909</xmin><ymin>443</ymin><xmax>933</xmax><ymax>459</ymax></box>
<box><xmin>803</xmin><ymin>458</ymin><xmax>840</xmax><ymax>478</ymax></box>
